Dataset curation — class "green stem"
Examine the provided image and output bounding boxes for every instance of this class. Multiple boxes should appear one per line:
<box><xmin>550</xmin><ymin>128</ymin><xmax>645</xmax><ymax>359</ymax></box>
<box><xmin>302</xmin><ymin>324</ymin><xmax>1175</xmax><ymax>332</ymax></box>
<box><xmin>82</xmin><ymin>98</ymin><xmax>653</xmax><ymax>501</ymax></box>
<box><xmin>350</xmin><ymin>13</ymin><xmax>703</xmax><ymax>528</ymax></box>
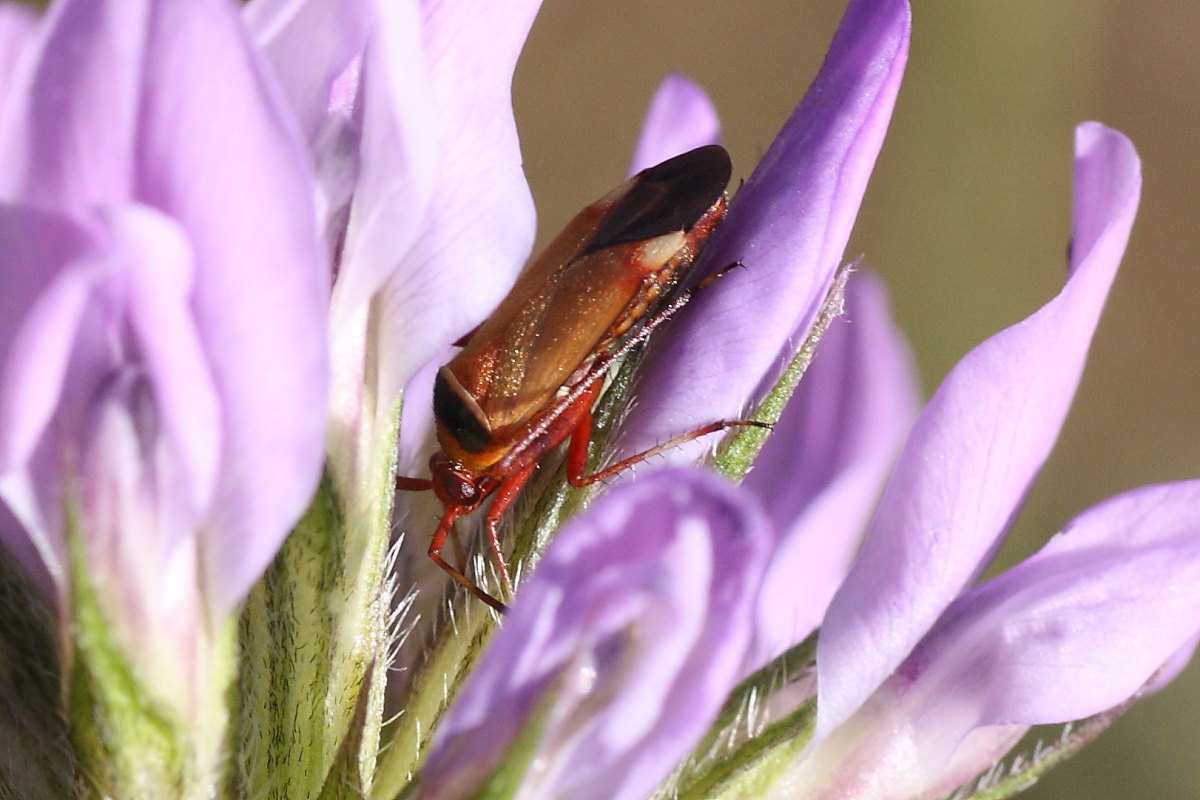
<box><xmin>230</xmin><ymin>412</ymin><xmax>397</xmax><ymax>800</ymax></box>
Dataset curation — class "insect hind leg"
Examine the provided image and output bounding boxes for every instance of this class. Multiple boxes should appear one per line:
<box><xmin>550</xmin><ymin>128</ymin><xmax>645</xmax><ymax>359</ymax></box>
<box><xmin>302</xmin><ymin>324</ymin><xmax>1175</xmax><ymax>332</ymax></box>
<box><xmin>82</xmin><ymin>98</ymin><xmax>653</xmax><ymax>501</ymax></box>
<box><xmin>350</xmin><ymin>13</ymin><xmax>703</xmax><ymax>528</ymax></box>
<box><xmin>565</xmin><ymin>400</ymin><xmax>770</xmax><ymax>488</ymax></box>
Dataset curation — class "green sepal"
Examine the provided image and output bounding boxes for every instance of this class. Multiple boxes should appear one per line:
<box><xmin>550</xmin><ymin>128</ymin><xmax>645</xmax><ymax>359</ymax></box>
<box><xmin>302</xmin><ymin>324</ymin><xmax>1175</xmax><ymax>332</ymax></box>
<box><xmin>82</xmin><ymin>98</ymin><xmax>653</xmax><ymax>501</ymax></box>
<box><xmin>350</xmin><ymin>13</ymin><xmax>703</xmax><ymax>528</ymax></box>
<box><xmin>654</xmin><ymin>636</ymin><xmax>819</xmax><ymax>800</ymax></box>
<box><xmin>949</xmin><ymin>702</ymin><xmax>1130</xmax><ymax>800</ymax></box>
<box><xmin>317</xmin><ymin>661</ymin><xmax>383</xmax><ymax>800</ymax></box>
<box><xmin>231</xmin><ymin>405</ymin><xmax>398</xmax><ymax>800</ymax></box>
<box><xmin>711</xmin><ymin>266</ymin><xmax>851</xmax><ymax>481</ymax></box>
<box><xmin>66</xmin><ymin>523</ymin><xmax>235</xmax><ymax>800</ymax></box>
<box><xmin>393</xmin><ymin>664</ymin><xmax>559</xmax><ymax>800</ymax></box>
<box><xmin>372</xmin><ymin>600</ymin><xmax>501</xmax><ymax>799</ymax></box>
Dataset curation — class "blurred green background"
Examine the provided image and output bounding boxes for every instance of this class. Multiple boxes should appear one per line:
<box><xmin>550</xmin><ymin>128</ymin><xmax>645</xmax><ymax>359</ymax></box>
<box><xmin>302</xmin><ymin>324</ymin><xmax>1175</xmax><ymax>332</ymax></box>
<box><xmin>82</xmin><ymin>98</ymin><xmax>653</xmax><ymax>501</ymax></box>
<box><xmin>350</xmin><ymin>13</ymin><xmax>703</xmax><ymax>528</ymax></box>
<box><xmin>514</xmin><ymin>1</ymin><xmax>1199</xmax><ymax>797</ymax></box>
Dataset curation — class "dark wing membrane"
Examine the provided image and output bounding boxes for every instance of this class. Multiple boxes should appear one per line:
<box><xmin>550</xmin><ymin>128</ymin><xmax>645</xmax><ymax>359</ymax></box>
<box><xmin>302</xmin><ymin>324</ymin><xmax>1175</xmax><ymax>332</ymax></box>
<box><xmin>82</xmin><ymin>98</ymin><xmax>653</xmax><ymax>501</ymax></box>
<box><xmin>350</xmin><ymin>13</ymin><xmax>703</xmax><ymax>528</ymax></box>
<box><xmin>452</xmin><ymin>144</ymin><xmax>731</xmax><ymax>356</ymax></box>
<box><xmin>586</xmin><ymin>144</ymin><xmax>731</xmax><ymax>254</ymax></box>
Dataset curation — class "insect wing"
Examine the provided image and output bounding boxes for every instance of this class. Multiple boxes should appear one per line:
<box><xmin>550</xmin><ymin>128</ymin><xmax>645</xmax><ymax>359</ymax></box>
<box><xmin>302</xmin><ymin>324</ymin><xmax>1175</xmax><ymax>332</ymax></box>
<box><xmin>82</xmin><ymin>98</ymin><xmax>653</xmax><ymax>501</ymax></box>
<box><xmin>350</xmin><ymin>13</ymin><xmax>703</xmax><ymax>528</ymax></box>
<box><xmin>438</xmin><ymin>145</ymin><xmax>732</xmax><ymax>455</ymax></box>
<box><xmin>476</xmin><ymin>239</ymin><xmax>679</xmax><ymax>431</ymax></box>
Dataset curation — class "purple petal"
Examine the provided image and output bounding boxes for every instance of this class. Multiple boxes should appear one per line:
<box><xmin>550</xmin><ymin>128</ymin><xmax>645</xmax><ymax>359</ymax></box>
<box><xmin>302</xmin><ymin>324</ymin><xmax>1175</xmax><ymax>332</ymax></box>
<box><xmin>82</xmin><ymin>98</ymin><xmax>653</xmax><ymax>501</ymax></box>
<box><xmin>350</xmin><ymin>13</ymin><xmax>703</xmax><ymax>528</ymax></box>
<box><xmin>0</xmin><ymin>201</ymin><xmax>83</xmax><ymax>583</ymax></box>
<box><xmin>0</xmin><ymin>3</ymin><xmax>37</xmax><ymax>104</ymax></box>
<box><xmin>1145</xmin><ymin>634</ymin><xmax>1200</xmax><ymax>694</ymax></box>
<box><xmin>0</xmin><ymin>0</ymin><xmax>142</xmax><ymax>209</ymax></box>
<box><xmin>816</xmin><ymin>124</ymin><xmax>1142</xmax><ymax>737</ymax></box>
<box><xmin>329</xmin><ymin>0</ymin><xmax>438</xmax><ymax>335</ymax></box>
<box><xmin>104</xmin><ymin>206</ymin><xmax>221</xmax><ymax>533</ymax></box>
<box><xmin>0</xmin><ymin>209</ymin><xmax>108</xmax><ymax>587</ymax></box>
<box><xmin>243</xmin><ymin>0</ymin><xmax>374</xmax><ymax>146</ymax></box>
<box><xmin>793</xmin><ymin>480</ymin><xmax>1200</xmax><ymax>799</ymax></box>
<box><xmin>247</xmin><ymin>0</ymin><xmax>441</xmax><ymax>338</ymax></box>
<box><xmin>132</xmin><ymin>1</ymin><xmax>329</xmax><ymax>613</ymax></box>
<box><xmin>421</xmin><ymin>469</ymin><xmax>774</xmax><ymax>800</ymax></box>
<box><xmin>915</xmin><ymin>480</ymin><xmax>1200</xmax><ymax>725</ymax></box>
<box><xmin>0</xmin><ymin>207</ymin><xmax>94</xmax><ymax>476</ymax></box>
<box><xmin>615</xmin><ymin>0</ymin><xmax>910</xmax><ymax>461</ymax></box>
<box><xmin>249</xmin><ymin>0</ymin><xmax>443</xmax><ymax>496</ymax></box>
<box><xmin>746</xmin><ymin>273</ymin><xmax>918</xmax><ymax>667</ymax></box>
<box><xmin>0</xmin><ymin>207</ymin><xmax>219</xmax><ymax>585</ymax></box>
<box><xmin>375</xmin><ymin>0</ymin><xmax>541</xmax><ymax>403</ymax></box>
<box><xmin>628</xmin><ymin>73</ymin><xmax>721</xmax><ymax>175</ymax></box>
<box><xmin>60</xmin><ymin>373</ymin><xmax>216</xmax><ymax>703</ymax></box>
<box><xmin>781</xmin><ymin>707</ymin><xmax>1026</xmax><ymax>800</ymax></box>
<box><xmin>0</xmin><ymin>0</ymin><xmax>330</xmax><ymax>614</ymax></box>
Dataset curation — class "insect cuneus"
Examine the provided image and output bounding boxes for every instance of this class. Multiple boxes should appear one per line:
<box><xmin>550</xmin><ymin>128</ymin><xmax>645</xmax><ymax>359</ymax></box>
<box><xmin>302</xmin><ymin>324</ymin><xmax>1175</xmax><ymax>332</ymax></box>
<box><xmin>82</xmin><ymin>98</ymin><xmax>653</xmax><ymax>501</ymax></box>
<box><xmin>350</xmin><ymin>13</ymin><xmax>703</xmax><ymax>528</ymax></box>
<box><xmin>397</xmin><ymin>144</ymin><xmax>766</xmax><ymax>612</ymax></box>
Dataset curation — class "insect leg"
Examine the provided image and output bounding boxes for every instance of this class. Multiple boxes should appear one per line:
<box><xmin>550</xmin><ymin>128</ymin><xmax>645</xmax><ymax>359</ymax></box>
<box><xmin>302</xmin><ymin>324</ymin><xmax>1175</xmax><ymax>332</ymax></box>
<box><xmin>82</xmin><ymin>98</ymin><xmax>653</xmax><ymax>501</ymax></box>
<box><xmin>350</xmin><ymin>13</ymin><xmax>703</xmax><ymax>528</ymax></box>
<box><xmin>482</xmin><ymin>464</ymin><xmax>536</xmax><ymax>600</ymax></box>
<box><xmin>566</xmin><ymin>412</ymin><xmax>769</xmax><ymax>488</ymax></box>
<box><xmin>569</xmin><ymin>260</ymin><xmax>744</xmax><ymax>390</ymax></box>
<box><xmin>560</xmin><ymin>260</ymin><xmax>766</xmax><ymax>485</ymax></box>
<box><xmin>427</xmin><ymin>505</ymin><xmax>507</xmax><ymax>614</ymax></box>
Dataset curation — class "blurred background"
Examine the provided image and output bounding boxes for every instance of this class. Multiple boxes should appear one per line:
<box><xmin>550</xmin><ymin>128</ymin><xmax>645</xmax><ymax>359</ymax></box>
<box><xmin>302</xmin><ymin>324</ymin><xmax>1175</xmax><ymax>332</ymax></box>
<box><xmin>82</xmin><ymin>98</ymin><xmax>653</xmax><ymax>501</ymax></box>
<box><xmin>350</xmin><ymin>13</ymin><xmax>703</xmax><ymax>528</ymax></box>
<box><xmin>514</xmin><ymin>1</ymin><xmax>1199</xmax><ymax>797</ymax></box>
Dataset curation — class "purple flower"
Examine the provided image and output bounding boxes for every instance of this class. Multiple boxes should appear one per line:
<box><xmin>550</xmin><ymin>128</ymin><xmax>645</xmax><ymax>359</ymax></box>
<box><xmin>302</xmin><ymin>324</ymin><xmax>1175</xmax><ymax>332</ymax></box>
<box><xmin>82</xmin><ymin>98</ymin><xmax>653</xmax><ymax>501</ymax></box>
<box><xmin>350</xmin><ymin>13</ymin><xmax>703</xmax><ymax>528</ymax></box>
<box><xmin>754</xmin><ymin>121</ymin><xmax>1199</xmax><ymax>800</ymax></box>
<box><xmin>0</xmin><ymin>0</ymin><xmax>327</xmax><ymax>665</ymax></box>
<box><xmin>747</xmin><ymin>271</ymin><xmax>919</xmax><ymax>667</ymax></box>
<box><xmin>421</xmin><ymin>469</ymin><xmax>774</xmax><ymax>800</ymax></box>
<box><xmin>790</xmin><ymin>481</ymin><xmax>1200</xmax><ymax>800</ymax></box>
<box><xmin>614</xmin><ymin>0</ymin><xmax>910</xmax><ymax>465</ymax></box>
<box><xmin>415</xmin><ymin>0</ymin><xmax>910</xmax><ymax>792</ymax></box>
<box><xmin>407</xmin><ymin>4</ymin><xmax>1200</xmax><ymax>800</ymax></box>
<box><xmin>0</xmin><ymin>0</ymin><xmax>1194</xmax><ymax>798</ymax></box>
<box><xmin>816</xmin><ymin>123</ymin><xmax>1145</xmax><ymax>737</ymax></box>
<box><xmin>245</xmin><ymin>0</ymin><xmax>542</xmax><ymax>495</ymax></box>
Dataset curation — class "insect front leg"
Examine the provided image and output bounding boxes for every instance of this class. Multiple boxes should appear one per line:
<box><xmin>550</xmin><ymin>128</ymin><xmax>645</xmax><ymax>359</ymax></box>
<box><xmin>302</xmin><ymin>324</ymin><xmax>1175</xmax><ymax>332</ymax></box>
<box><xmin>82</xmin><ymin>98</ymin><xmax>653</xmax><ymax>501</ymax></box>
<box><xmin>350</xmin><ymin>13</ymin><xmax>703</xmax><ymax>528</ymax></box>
<box><xmin>482</xmin><ymin>464</ymin><xmax>536</xmax><ymax>600</ymax></box>
<box><xmin>395</xmin><ymin>476</ymin><xmax>434</xmax><ymax>491</ymax></box>
<box><xmin>427</xmin><ymin>505</ymin><xmax>507</xmax><ymax>614</ymax></box>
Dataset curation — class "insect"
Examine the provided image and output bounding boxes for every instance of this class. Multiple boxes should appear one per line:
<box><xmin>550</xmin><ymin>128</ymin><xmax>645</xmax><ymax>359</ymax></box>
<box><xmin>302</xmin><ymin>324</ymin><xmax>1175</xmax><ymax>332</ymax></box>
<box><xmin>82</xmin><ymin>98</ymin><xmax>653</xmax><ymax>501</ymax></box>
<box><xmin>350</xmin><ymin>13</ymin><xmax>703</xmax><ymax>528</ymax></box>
<box><xmin>397</xmin><ymin>144</ymin><xmax>764</xmax><ymax>612</ymax></box>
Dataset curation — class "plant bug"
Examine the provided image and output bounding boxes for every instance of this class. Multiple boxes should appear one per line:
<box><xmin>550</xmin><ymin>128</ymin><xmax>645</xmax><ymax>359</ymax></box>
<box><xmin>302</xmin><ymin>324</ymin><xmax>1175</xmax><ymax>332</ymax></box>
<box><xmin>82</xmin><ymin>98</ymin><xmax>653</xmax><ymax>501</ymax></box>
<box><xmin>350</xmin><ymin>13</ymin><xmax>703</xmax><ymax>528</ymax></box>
<box><xmin>397</xmin><ymin>144</ymin><xmax>764</xmax><ymax>612</ymax></box>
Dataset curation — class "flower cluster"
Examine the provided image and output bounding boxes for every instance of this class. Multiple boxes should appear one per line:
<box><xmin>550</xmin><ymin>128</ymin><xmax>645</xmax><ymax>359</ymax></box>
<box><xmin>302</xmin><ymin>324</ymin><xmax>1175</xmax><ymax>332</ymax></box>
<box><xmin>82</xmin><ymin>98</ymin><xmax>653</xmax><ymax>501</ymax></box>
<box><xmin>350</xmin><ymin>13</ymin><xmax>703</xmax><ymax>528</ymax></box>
<box><xmin>0</xmin><ymin>0</ymin><xmax>1196</xmax><ymax>799</ymax></box>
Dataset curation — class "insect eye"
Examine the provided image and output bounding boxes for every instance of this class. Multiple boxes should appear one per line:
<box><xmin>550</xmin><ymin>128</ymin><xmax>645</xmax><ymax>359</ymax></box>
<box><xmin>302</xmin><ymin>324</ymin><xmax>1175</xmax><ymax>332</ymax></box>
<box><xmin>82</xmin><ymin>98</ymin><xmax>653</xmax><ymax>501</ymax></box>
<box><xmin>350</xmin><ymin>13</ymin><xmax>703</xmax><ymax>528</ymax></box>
<box><xmin>433</xmin><ymin>370</ymin><xmax>492</xmax><ymax>453</ymax></box>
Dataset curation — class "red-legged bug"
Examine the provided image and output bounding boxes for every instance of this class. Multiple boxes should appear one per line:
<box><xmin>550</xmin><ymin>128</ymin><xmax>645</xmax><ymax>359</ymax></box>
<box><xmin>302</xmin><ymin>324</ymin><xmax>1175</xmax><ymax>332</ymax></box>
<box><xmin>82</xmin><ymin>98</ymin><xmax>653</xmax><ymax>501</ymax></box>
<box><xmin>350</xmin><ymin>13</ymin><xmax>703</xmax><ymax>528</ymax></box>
<box><xmin>397</xmin><ymin>145</ymin><xmax>764</xmax><ymax>612</ymax></box>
